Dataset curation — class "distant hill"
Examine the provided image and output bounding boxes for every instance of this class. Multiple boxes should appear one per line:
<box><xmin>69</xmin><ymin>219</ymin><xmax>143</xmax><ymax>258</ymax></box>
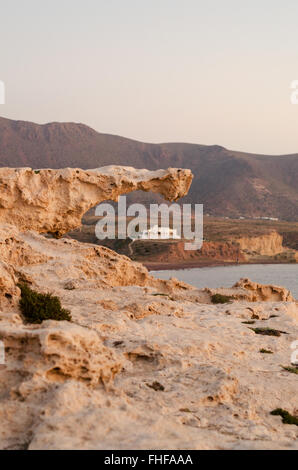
<box><xmin>0</xmin><ymin>116</ymin><xmax>297</xmax><ymax>220</ymax></box>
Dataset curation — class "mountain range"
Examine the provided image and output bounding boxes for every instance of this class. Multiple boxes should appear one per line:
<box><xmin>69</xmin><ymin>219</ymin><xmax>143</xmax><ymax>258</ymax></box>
<box><xmin>0</xmin><ymin>116</ymin><xmax>297</xmax><ymax>220</ymax></box>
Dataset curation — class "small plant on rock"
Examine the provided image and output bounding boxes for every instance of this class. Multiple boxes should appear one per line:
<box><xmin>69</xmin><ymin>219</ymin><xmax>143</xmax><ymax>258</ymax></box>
<box><xmin>211</xmin><ymin>294</ymin><xmax>233</xmax><ymax>304</ymax></box>
<box><xmin>249</xmin><ymin>327</ymin><xmax>288</xmax><ymax>337</ymax></box>
<box><xmin>282</xmin><ymin>365</ymin><xmax>298</xmax><ymax>375</ymax></box>
<box><xmin>270</xmin><ymin>408</ymin><xmax>298</xmax><ymax>426</ymax></box>
<box><xmin>18</xmin><ymin>283</ymin><xmax>71</xmax><ymax>324</ymax></box>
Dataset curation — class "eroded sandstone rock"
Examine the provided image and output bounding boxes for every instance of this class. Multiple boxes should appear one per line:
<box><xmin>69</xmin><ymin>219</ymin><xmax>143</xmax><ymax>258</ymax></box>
<box><xmin>0</xmin><ymin>166</ymin><xmax>192</xmax><ymax>235</ymax></box>
<box><xmin>0</xmin><ymin>226</ymin><xmax>297</xmax><ymax>450</ymax></box>
<box><xmin>0</xmin><ymin>165</ymin><xmax>297</xmax><ymax>450</ymax></box>
<box><xmin>0</xmin><ymin>261</ymin><xmax>20</xmax><ymax>310</ymax></box>
<box><xmin>0</xmin><ymin>321</ymin><xmax>123</xmax><ymax>386</ymax></box>
<box><xmin>204</xmin><ymin>277</ymin><xmax>294</xmax><ymax>303</ymax></box>
<box><xmin>233</xmin><ymin>278</ymin><xmax>294</xmax><ymax>302</ymax></box>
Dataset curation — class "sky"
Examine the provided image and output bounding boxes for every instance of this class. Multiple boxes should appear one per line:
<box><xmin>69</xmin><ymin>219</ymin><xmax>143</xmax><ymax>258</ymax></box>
<box><xmin>0</xmin><ymin>0</ymin><xmax>298</xmax><ymax>155</ymax></box>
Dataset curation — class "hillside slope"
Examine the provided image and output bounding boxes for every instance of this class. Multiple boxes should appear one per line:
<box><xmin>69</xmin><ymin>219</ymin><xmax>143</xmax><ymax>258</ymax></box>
<box><xmin>0</xmin><ymin>116</ymin><xmax>297</xmax><ymax>219</ymax></box>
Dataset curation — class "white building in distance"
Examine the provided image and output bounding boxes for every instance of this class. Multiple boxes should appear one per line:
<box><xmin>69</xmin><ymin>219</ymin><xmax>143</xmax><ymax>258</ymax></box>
<box><xmin>136</xmin><ymin>225</ymin><xmax>180</xmax><ymax>240</ymax></box>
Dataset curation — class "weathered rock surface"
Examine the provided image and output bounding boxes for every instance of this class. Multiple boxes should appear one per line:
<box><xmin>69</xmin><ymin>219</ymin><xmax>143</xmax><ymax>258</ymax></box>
<box><xmin>0</xmin><ymin>226</ymin><xmax>297</xmax><ymax>450</ymax></box>
<box><xmin>236</xmin><ymin>232</ymin><xmax>283</xmax><ymax>256</ymax></box>
<box><xmin>233</xmin><ymin>278</ymin><xmax>294</xmax><ymax>302</ymax></box>
<box><xmin>0</xmin><ymin>166</ymin><xmax>192</xmax><ymax>235</ymax></box>
<box><xmin>0</xmin><ymin>165</ymin><xmax>297</xmax><ymax>450</ymax></box>
<box><xmin>205</xmin><ymin>278</ymin><xmax>294</xmax><ymax>303</ymax></box>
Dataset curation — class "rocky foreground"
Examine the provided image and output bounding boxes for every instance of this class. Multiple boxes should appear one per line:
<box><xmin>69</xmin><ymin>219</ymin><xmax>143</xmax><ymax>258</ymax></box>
<box><xmin>0</xmin><ymin>166</ymin><xmax>297</xmax><ymax>450</ymax></box>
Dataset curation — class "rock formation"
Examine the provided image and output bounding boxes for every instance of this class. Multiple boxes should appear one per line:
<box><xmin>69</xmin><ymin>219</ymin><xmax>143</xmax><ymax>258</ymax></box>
<box><xmin>205</xmin><ymin>278</ymin><xmax>294</xmax><ymax>303</ymax></box>
<box><xmin>236</xmin><ymin>232</ymin><xmax>284</xmax><ymax>257</ymax></box>
<box><xmin>0</xmin><ymin>166</ymin><xmax>297</xmax><ymax>450</ymax></box>
<box><xmin>0</xmin><ymin>166</ymin><xmax>192</xmax><ymax>235</ymax></box>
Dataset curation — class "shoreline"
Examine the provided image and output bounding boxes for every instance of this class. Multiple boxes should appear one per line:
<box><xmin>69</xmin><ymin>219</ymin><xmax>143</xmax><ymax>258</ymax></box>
<box><xmin>145</xmin><ymin>259</ymin><xmax>297</xmax><ymax>272</ymax></box>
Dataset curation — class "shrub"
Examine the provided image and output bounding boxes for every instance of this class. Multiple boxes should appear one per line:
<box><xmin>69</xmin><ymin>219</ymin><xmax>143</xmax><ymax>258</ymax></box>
<box><xmin>249</xmin><ymin>327</ymin><xmax>288</xmax><ymax>337</ymax></box>
<box><xmin>270</xmin><ymin>408</ymin><xmax>298</xmax><ymax>426</ymax></box>
<box><xmin>18</xmin><ymin>283</ymin><xmax>71</xmax><ymax>324</ymax></box>
<box><xmin>282</xmin><ymin>365</ymin><xmax>298</xmax><ymax>375</ymax></box>
<box><xmin>211</xmin><ymin>294</ymin><xmax>233</xmax><ymax>304</ymax></box>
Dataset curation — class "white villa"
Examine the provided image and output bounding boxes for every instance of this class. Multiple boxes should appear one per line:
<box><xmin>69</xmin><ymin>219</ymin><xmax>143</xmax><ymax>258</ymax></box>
<box><xmin>136</xmin><ymin>225</ymin><xmax>180</xmax><ymax>240</ymax></box>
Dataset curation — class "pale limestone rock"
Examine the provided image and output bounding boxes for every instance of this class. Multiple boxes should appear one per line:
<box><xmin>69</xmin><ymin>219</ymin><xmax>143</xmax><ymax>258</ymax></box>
<box><xmin>236</xmin><ymin>232</ymin><xmax>284</xmax><ymax>257</ymax></box>
<box><xmin>0</xmin><ymin>166</ymin><xmax>192</xmax><ymax>235</ymax></box>
<box><xmin>0</xmin><ymin>227</ymin><xmax>297</xmax><ymax>450</ymax></box>
<box><xmin>0</xmin><ymin>321</ymin><xmax>124</xmax><ymax>386</ymax></box>
<box><xmin>0</xmin><ymin>165</ymin><xmax>297</xmax><ymax>450</ymax></box>
<box><xmin>204</xmin><ymin>277</ymin><xmax>294</xmax><ymax>302</ymax></box>
<box><xmin>233</xmin><ymin>278</ymin><xmax>294</xmax><ymax>302</ymax></box>
<box><xmin>0</xmin><ymin>261</ymin><xmax>20</xmax><ymax>310</ymax></box>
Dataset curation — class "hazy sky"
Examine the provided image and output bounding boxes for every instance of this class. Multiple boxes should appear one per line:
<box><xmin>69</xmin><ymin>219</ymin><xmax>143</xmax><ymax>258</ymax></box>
<box><xmin>1</xmin><ymin>0</ymin><xmax>298</xmax><ymax>154</ymax></box>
